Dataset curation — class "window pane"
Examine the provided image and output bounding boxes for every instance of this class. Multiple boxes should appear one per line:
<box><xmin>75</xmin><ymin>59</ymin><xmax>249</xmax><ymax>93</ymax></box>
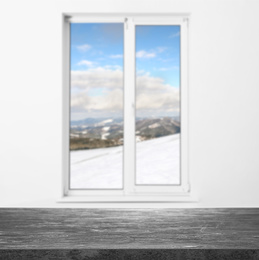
<box><xmin>135</xmin><ymin>25</ymin><xmax>181</xmax><ymax>185</ymax></box>
<box><xmin>70</xmin><ymin>23</ymin><xmax>124</xmax><ymax>189</ymax></box>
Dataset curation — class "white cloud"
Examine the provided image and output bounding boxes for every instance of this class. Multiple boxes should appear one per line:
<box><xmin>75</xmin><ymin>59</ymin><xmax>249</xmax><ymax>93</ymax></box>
<box><xmin>76</xmin><ymin>44</ymin><xmax>91</xmax><ymax>52</ymax></box>
<box><xmin>136</xmin><ymin>47</ymin><xmax>167</xmax><ymax>59</ymax></box>
<box><xmin>71</xmin><ymin>88</ymin><xmax>123</xmax><ymax>112</ymax></box>
<box><xmin>158</xmin><ymin>66</ymin><xmax>179</xmax><ymax>71</ymax></box>
<box><xmin>136</xmin><ymin>74</ymin><xmax>180</xmax><ymax>114</ymax></box>
<box><xmin>136</xmin><ymin>50</ymin><xmax>156</xmax><ymax>58</ymax></box>
<box><xmin>109</xmin><ymin>54</ymin><xmax>123</xmax><ymax>59</ymax></box>
<box><xmin>71</xmin><ymin>67</ymin><xmax>179</xmax><ymax>117</ymax></box>
<box><xmin>157</xmin><ymin>47</ymin><xmax>167</xmax><ymax>53</ymax></box>
<box><xmin>71</xmin><ymin>67</ymin><xmax>123</xmax><ymax>90</ymax></box>
<box><xmin>104</xmin><ymin>65</ymin><xmax>122</xmax><ymax>70</ymax></box>
<box><xmin>159</xmin><ymin>58</ymin><xmax>174</xmax><ymax>63</ymax></box>
<box><xmin>77</xmin><ymin>60</ymin><xmax>95</xmax><ymax>67</ymax></box>
<box><xmin>170</xmin><ymin>32</ymin><xmax>180</xmax><ymax>38</ymax></box>
<box><xmin>136</xmin><ymin>70</ymin><xmax>148</xmax><ymax>76</ymax></box>
<box><xmin>159</xmin><ymin>68</ymin><xmax>170</xmax><ymax>71</ymax></box>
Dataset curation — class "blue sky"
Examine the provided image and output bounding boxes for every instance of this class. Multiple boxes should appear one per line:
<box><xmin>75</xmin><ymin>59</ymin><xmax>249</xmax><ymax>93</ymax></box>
<box><xmin>136</xmin><ymin>25</ymin><xmax>180</xmax><ymax>87</ymax></box>
<box><xmin>70</xmin><ymin>23</ymin><xmax>124</xmax><ymax>72</ymax></box>
<box><xmin>70</xmin><ymin>23</ymin><xmax>180</xmax><ymax>120</ymax></box>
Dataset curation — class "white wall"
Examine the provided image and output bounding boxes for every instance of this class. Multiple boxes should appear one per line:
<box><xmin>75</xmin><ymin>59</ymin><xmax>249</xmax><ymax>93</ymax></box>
<box><xmin>0</xmin><ymin>0</ymin><xmax>259</xmax><ymax>208</ymax></box>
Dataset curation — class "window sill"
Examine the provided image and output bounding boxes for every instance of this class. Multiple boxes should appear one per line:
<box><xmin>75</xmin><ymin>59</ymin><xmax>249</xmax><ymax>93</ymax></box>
<box><xmin>57</xmin><ymin>193</ymin><xmax>198</xmax><ymax>203</ymax></box>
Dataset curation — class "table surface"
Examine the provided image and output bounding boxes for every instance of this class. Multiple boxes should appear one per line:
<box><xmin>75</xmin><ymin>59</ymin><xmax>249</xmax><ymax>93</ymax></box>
<box><xmin>0</xmin><ymin>208</ymin><xmax>259</xmax><ymax>249</ymax></box>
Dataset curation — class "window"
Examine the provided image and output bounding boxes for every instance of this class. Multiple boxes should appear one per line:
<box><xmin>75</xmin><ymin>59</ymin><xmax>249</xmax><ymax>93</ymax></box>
<box><xmin>62</xmin><ymin>14</ymin><xmax>190</xmax><ymax>202</ymax></box>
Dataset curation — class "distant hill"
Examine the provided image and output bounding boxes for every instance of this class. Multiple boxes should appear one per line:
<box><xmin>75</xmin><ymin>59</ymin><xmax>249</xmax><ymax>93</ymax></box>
<box><xmin>70</xmin><ymin>117</ymin><xmax>180</xmax><ymax>150</ymax></box>
<box><xmin>136</xmin><ymin>117</ymin><xmax>180</xmax><ymax>139</ymax></box>
<box><xmin>71</xmin><ymin>117</ymin><xmax>123</xmax><ymax>127</ymax></box>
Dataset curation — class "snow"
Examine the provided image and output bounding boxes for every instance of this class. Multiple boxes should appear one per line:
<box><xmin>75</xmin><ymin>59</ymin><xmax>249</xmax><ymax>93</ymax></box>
<box><xmin>102</xmin><ymin>126</ymin><xmax>110</xmax><ymax>131</ymax></box>
<box><xmin>70</xmin><ymin>134</ymin><xmax>80</xmax><ymax>137</ymax></box>
<box><xmin>136</xmin><ymin>134</ymin><xmax>180</xmax><ymax>185</ymax></box>
<box><xmin>136</xmin><ymin>135</ymin><xmax>142</xmax><ymax>142</ymax></box>
<box><xmin>100</xmin><ymin>126</ymin><xmax>111</xmax><ymax>139</ymax></box>
<box><xmin>70</xmin><ymin>134</ymin><xmax>180</xmax><ymax>189</ymax></box>
<box><xmin>102</xmin><ymin>119</ymin><xmax>113</xmax><ymax>124</ymax></box>
<box><xmin>95</xmin><ymin>119</ymin><xmax>113</xmax><ymax>126</ymax></box>
<box><xmin>101</xmin><ymin>133</ymin><xmax>110</xmax><ymax>140</ymax></box>
<box><xmin>70</xmin><ymin>145</ymin><xmax>123</xmax><ymax>189</ymax></box>
<box><xmin>148</xmin><ymin>123</ymin><xmax>160</xmax><ymax>129</ymax></box>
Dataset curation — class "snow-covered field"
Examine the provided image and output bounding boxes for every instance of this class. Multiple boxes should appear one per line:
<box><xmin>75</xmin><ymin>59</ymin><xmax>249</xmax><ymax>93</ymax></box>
<box><xmin>70</xmin><ymin>134</ymin><xmax>180</xmax><ymax>189</ymax></box>
<box><xmin>136</xmin><ymin>133</ymin><xmax>180</xmax><ymax>185</ymax></box>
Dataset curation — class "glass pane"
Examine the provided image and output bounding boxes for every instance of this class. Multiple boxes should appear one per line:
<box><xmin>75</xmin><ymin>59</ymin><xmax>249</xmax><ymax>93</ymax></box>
<box><xmin>70</xmin><ymin>23</ymin><xmax>124</xmax><ymax>189</ymax></box>
<box><xmin>135</xmin><ymin>25</ymin><xmax>181</xmax><ymax>185</ymax></box>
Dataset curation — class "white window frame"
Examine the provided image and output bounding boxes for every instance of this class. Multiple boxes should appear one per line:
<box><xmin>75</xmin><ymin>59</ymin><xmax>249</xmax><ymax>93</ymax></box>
<box><xmin>61</xmin><ymin>13</ymin><xmax>191</xmax><ymax>203</ymax></box>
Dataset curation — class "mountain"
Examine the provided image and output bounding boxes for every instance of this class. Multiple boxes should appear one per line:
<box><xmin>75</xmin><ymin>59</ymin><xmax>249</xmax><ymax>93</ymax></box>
<box><xmin>71</xmin><ymin>117</ymin><xmax>123</xmax><ymax>127</ymax></box>
<box><xmin>70</xmin><ymin>117</ymin><xmax>180</xmax><ymax>150</ymax></box>
<box><xmin>136</xmin><ymin>117</ymin><xmax>180</xmax><ymax>140</ymax></box>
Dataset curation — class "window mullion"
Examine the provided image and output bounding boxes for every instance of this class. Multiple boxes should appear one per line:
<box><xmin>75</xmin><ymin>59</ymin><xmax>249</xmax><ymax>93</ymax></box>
<box><xmin>123</xmin><ymin>17</ymin><xmax>135</xmax><ymax>194</ymax></box>
<box><xmin>63</xmin><ymin>18</ymin><xmax>70</xmax><ymax>196</ymax></box>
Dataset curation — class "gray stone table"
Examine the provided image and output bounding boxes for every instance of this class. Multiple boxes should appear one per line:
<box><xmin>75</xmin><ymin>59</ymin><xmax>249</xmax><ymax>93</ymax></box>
<box><xmin>0</xmin><ymin>208</ymin><xmax>259</xmax><ymax>259</ymax></box>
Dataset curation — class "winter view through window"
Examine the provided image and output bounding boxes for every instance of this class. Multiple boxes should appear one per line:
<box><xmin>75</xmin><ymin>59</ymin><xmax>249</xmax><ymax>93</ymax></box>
<box><xmin>135</xmin><ymin>25</ymin><xmax>180</xmax><ymax>185</ymax></box>
<box><xmin>70</xmin><ymin>23</ymin><xmax>180</xmax><ymax>189</ymax></box>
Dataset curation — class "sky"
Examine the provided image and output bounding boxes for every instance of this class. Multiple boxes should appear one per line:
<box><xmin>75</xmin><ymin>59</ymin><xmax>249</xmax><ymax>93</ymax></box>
<box><xmin>70</xmin><ymin>23</ymin><xmax>180</xmax><ymax>121</ymax></box>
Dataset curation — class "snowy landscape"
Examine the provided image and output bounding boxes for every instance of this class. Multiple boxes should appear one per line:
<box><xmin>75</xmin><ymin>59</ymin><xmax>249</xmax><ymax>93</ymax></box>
<box><xmin>70</xmin><ymin>133</ymin><xmax>180</xmax><ymax>189</ymax></box>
